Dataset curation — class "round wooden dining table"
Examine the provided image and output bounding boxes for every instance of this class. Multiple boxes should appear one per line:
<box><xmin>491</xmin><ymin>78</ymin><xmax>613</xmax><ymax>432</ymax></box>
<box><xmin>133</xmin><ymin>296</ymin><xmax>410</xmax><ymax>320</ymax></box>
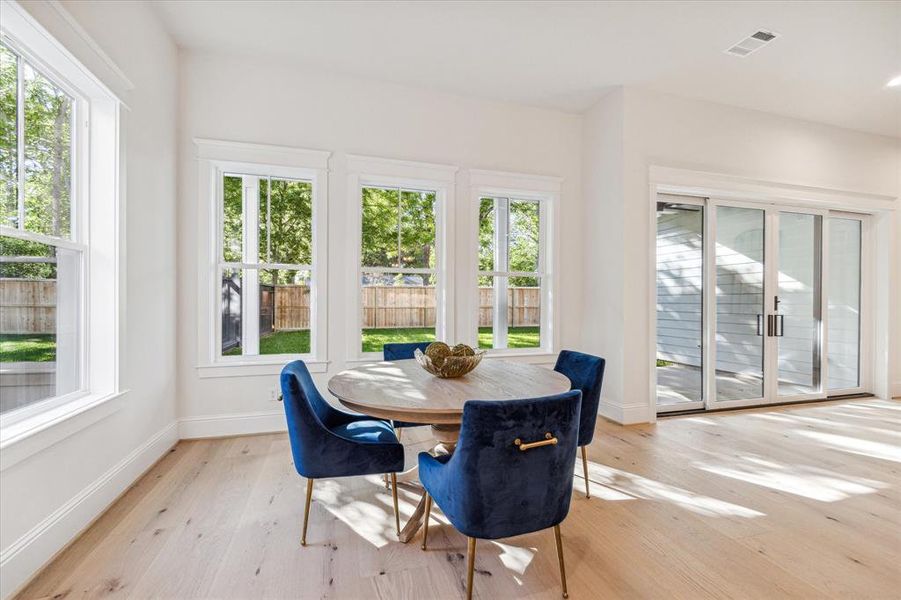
<box><xmin>328</xmin><ymin>358</ymin><xmax>571</xmax><ymax>542</ymax></box>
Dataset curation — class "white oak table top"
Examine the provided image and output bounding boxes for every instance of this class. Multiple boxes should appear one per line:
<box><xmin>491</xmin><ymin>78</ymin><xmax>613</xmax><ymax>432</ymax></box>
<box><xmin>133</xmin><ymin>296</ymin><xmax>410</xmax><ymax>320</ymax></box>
<box><xmin>328</xmin><ymin>359</ymin><xmax>571</xmax><ymax>425</ymax></box>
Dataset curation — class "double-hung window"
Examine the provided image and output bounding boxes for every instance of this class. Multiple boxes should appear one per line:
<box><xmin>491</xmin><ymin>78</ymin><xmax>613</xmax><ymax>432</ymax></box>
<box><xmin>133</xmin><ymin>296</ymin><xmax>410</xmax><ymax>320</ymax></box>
<box><xmin>471</xmin><ymin>170</ymin><xmax>559</xmax><ymax>355</ymax></box>
<box><xmin>348</xmin><ymin>155</ymin><xmax>456</xmax><ymax>359</ymax></box>
<box><xmin>0</xmin><ymin>42</ymin><xmax>80</xmax><ymax>414</ymax></box>
<box><xmin>0</xmin><ymin>3</ymin><xmax>120</xmax><ymax>428</ymax></box>
<box><xmin>197</xmin><ymin>141</ymin><xmax>329</xmax><ymax>375</ymax></box>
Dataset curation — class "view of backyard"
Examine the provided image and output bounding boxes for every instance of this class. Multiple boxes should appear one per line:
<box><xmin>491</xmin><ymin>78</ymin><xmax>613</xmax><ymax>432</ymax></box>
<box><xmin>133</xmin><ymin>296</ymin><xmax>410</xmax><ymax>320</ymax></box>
<box><xmin>220</xmin><ymin>326</ymin><xmax>541</xmax><ymax>356</ymax></box>
<box><xmin>0</xmin><ymin>334</ymin><xmax>56</xmax><ymax>362</ymax></box>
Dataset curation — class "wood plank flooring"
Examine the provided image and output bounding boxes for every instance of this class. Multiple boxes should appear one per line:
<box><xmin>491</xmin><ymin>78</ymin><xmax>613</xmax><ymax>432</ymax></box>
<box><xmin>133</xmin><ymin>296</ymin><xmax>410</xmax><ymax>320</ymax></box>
<box><xmin>15</xmin><ymin>398</ymin><xmax>901</xmax><ymax>599</ymax></box>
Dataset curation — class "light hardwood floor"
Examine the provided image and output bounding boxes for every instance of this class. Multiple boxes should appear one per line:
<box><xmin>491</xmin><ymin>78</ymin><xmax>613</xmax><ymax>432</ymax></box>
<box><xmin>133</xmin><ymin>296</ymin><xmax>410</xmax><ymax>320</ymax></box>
<box><xmin>15</xmin><ymin>398</ymin><xmax>901</xmax><ymax>599</ymax></box>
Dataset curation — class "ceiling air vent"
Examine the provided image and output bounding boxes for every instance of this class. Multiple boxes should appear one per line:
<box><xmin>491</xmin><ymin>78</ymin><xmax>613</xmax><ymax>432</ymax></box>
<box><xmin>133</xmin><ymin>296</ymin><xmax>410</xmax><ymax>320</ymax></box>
<box><xmin>725</xmin><ymin>30</ymin><xmax>778</xmax><ymax>57</ymax></box>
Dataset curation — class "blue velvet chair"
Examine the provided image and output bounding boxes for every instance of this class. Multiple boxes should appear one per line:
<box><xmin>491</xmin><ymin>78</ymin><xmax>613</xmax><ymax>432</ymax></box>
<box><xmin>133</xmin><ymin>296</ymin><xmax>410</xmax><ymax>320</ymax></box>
<box><xmin>280</xmin><ymin>360</ymin><xmax>406</xmax><ymax>544</ymax></box>
<box><xmin>418</xmin><ymin>390</ymin><xmax>582</xmax><ymax>599</ymax></box>
<box><xmin>554</xmin><ymin>350</ymin><xmax>606</xmax><ymax>498</ymax></box>
<box><xmin>382</xmin><ymin>342</ymin><xmax>432</xmax><ymax>431</ymax></box>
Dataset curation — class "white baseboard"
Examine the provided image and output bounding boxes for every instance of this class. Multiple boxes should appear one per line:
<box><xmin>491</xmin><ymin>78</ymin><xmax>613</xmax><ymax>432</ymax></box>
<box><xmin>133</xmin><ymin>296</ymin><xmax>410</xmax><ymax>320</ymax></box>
<box><xmin>178</xmin><ymin>410</ymin><xmax>286</xmax><ymax>439</ymax></box>
<box><xmin>598</xmin><ymin>398</ymin><xmax>650</xmax><ymax>424</ymax></box>
<box><xmin>0</xmin><ymin>420</ymin><xmax>178</xmax><ymax>600</ymax></box>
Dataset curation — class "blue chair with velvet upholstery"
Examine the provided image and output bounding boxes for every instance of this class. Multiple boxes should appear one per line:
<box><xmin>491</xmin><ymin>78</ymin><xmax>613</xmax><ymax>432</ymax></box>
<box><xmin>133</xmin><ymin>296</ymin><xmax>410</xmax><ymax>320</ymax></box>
<box><xmin>382</xmin><ymin>342</ymin><xmax>432</xmax><ymax>432</ymax></box>
<box><xmin>418</xmin><ymin>390</ymin><xmax>582</xmax><ymax>599</ymax></box>
<box><xmin>554</xmin><ymin>350</ymin><xmax>606</xmax><ymax>498</ymax></box>
<box><xmin>280</xmin><ymin>360</ymin><xmax>406</xmax><ymax>544</ymax></box>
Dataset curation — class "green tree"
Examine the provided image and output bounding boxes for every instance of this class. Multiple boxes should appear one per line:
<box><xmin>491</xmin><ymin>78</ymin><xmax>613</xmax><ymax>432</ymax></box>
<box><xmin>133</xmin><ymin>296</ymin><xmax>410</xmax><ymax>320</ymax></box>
<box><xmin>0</xmin><ymin>43</ymin><xmax>71</xmax><ymax>280</ymax></box>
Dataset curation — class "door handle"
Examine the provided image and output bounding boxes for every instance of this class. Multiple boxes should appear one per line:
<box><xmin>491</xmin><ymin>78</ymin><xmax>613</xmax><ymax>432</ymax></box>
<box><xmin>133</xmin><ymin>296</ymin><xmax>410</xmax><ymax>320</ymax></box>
<box><xmin>767</xmin><ymin>314</ymin><xmax>774</xmax><ymax>337</ymax></box>
<box><xmin>756</xmin><ymin>314</ymin><xmax>764</xmax><ymax>336</ymax></box>
<box><xmin>774</xmin><ymin>314</ymin><xmax>784</xmax><ymax>337</ymax></box>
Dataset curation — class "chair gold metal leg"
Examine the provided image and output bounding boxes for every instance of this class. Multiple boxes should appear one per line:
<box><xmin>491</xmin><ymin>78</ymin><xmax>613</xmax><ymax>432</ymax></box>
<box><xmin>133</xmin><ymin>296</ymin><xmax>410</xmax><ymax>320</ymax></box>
<box><xmin>301</xmin><ymin>478</ymin><xmax>314</xmax><ymax>546</ymax></box>
<box><xmin>421</xmin><ymin>493</ymin><xmax>432</xmax><ymax>550</ymax></box>
<box><xmin>391</xmin><ymin>473</ymin><xmax>400</xmax><ymax>536</ymax></box>
<box><xmin>553</xmin><ymin>524</ymin><xmax>568</xmax><ymax>598</ymax></box>
<box><xmin>466</xmin><ymin>537</ymin><xmax>477</xmax><ymax>600</ymax></box>
<box><xmin>581</xmin><ymin>445</ymin><xmax>590</xmax><ymax>498</ymax></box>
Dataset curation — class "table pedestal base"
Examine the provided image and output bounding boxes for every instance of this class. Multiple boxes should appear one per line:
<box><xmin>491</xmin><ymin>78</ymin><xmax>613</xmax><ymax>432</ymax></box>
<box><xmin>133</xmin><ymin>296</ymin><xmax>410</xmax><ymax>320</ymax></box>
<box><xmin>397</xmin><ymin>423</ymin><xmax>460</xmax><ymax>543</ymax></box>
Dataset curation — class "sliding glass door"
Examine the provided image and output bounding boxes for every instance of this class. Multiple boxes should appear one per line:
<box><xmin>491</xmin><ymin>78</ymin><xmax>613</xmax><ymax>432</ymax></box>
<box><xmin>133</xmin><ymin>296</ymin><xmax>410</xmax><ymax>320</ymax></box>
<box><xmin>713</xmin><ymin>205</ymin><xmax>766</xmax><ymax>403</ymax></box>
<box><xmin>655</xmin><ymin>198</ymin><xmax>705</xmax><ymax>411</ymax></box>
<box><xmin>655</xmin><ymin>196</ymin><xmax>868</xmax><ymax>413</ymax></box>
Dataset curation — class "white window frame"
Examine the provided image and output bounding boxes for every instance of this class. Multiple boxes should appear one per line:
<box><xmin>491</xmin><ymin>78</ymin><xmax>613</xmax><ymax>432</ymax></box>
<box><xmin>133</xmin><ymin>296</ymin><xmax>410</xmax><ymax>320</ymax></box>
<box><xmin>468</xmin><ymin>170</ymin><xmax>561</xmax><ymax>358</ymax></box>
<box><xmin>195</xmin><ymin>139</ymin><xmax>330</xmax><ymax>377</ymax></box>
<box><xmin>346</xmin><ymin>155</ymin><xmax>456</xmax><ymax>362</ymax></box>
<box><xmin>0</xmin><ymin>0</ymin><xmax>121</xmax><ymax>445</ymax></box>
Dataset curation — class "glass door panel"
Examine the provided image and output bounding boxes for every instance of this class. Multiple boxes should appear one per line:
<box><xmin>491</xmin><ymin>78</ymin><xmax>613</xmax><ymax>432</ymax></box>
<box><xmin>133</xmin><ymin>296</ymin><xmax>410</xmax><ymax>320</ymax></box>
<box><xmin>714</xmin><ymin>206</ymin><xmax>765</xmax><ymax>402</ymax></box>
<box><xmin>655</xmin><ymin>201</ymin><xmax>704</xmax><ymax>409</ymax></box>
<box><xmin>776</xmin><ymin>212</ymin><xmax>822</xmax><ymax>396</ymax></box>
<box><xmin>827</xmin><ymin>217</ymin><xmax>862</xmax><ymax>390</ymax></box>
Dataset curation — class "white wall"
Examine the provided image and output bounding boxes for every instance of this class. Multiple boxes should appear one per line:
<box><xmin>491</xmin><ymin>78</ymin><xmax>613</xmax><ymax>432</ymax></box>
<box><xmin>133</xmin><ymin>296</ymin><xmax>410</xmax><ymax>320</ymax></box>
<box><xmin>580</xmin><ymin>89</ymin><xmax>627</xmax><ymax>421</ymax></box>
<box><xmin>583</xmin><ymin>86</ymin><xmax>900</xmax><ymax>422</ymax></box>
<box><xmin>176</xmin><ymin>51</ymin><xmax>583</xmax><ymax>433</ymax></box>
<box><xmin>0</xmin><ymin>2</ymin><xmax>178</xmax><ymax>597</ymax></box>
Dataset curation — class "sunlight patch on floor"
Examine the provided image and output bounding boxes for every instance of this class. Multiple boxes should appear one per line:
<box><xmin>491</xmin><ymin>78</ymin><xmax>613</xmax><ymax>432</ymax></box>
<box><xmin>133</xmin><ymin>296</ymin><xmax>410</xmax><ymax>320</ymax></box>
<box><xmin>694</xmin><ymin>454</ymin><xmax>887</xmax><ymax>501</ymax></box>
<box><xmin>794</xmin><ymin>430</ymin><xmax>901</xmax><ymax>463</ymax></box>
<box><xmin>311</xmin><ymin>479</ymin><xmax>395</xmax><ymax>548</ymax></box>
<box><xmin>582</xmin><ymin>461</ymin><xmax>763</xmax><ymax>517</ymax></box>
<box><xmin>491</xmin><ymin>541</ymin><xmax>537</xmax><ymax>575</ymax></box>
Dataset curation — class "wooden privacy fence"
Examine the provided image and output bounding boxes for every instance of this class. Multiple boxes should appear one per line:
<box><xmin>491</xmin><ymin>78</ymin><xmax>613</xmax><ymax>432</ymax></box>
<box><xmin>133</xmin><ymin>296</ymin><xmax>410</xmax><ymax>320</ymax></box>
<box><xmin>275</xmin><ymin>285</ymin><xmax>541</xmax><ymax>330</ymax></box>
<box><xmin>0</xmin><ymin>279</ymin><xmax>56</xmax><ymax>334</ymax></box>
<box><xmin>1</xmin><ymin>280</ymin><xmax>540</xmax><ymax>335</ymax></box>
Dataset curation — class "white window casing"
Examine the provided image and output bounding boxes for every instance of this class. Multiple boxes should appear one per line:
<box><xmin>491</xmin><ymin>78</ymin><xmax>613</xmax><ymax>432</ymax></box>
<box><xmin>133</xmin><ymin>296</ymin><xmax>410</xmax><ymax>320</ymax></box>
<box><xmin>194</xmin><ymin>140</ymin><xmax>330</xmax><ymax>378</ymax></box>
<box><xmin>0</xmin><ymin>0</ymin><xmax>122</xmax><ymax>452</ymax></box>
<box><xmin>469</xmin><ymin>169</ymin><xmax>561</xmax><ymax>359</ymax></box>
<box><xmin>345</xmin><ymin>155</ymin><xmax>457</xmax><ymax>361</ymax></box>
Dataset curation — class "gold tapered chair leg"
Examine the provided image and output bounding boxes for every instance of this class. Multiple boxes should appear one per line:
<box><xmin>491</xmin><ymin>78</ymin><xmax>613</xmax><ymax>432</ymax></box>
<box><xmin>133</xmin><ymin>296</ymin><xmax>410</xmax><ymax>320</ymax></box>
<box><xmin>421</xmin><ymin>493</ymin><xmax>433</xmax><ymax>550</ymax></box>
<box><xmin>466</xmin><ymin>537</ymin><xmax>477</xmax><ymax>600</ymax></box>
<box><xmin>553</xmin><ymin>524</ymin><xmax>568</xmax><ymax>598</ymax></box>
<box><xmin>301</xmin><ymin>478</ymin><xmax>314</xmax><ymax>546</ymax></box>
<box><xmin>581</xmin><ymin>445</ymin><xmax>590</xmax><ymax>498</ymax></box>
<box><xmin>390</xmin><ymin>473</ymin><xmax>401</xmax><ymax>536</ymax></box>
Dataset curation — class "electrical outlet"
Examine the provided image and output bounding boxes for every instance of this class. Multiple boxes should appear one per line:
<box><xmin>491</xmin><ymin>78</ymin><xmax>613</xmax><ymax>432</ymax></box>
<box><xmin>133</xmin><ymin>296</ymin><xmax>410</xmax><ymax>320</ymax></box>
<box><xmin>269</xmin><ymin>388</ymin><xmax>280</xmax><ymax>402</ymax></box>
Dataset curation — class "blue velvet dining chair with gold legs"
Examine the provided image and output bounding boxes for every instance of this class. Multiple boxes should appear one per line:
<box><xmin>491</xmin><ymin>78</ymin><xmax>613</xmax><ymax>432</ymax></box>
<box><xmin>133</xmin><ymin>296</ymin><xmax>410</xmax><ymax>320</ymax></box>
<box><xmin>554</xmin><ymin>350</ymin><xmax>606</xmax><ymax>498</ymax></box>
<box><xmin>280</xmin><ymin>360</ymin><xmax>406</xmax><ymax>544</ymax></box>
<box><xmin>418</xmin><ymin>390</ymin><xmax>582</xmax><ymax>599</ymax></box>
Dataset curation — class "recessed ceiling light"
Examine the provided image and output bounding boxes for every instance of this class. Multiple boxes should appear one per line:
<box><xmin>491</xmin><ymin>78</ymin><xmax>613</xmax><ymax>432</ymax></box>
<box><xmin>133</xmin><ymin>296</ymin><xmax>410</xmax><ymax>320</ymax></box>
<box><xmin>887</xmin><ymin>74</ymin><xmax>901</xmax><ymax>88</ymax></box>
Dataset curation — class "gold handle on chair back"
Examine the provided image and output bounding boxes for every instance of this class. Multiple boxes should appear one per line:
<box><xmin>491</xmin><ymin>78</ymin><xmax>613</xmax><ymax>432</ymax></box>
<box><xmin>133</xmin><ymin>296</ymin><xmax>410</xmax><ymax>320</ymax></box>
<box><xmin>514</xmin><ymin>432</ymin><xmax>558</xmax><ymax>451</ymax></box>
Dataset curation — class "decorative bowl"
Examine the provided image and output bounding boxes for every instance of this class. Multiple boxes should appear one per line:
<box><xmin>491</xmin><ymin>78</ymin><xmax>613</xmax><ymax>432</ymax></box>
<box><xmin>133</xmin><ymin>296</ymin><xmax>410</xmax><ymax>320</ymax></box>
<box><xmin>414</xmin><ymin>343</ymin><xmax>485</xmax><ymax>378</ymax></box>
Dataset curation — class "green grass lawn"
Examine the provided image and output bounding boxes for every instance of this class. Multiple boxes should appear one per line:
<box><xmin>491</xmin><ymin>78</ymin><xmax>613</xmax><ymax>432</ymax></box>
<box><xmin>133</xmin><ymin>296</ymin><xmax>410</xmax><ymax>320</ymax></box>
<box><xmin>0</xmin><ymin>334</ymin><xmax>57</xmax><ymax>362</ymax></box>
<box><xmin>222</xmin><ymin>326</ymin><xmax>541</xmax><ymax>356</ymax></box>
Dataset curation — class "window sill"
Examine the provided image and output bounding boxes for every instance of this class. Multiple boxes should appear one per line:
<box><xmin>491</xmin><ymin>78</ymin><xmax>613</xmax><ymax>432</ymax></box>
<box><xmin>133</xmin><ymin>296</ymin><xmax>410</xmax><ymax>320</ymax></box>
<box><xmin>196</xmin><ymin>359</ymin><xmax>329</xmax><ymax>379</ymax></box>
<box><xmin>0</xmin><ymin>389</ymin><xmax>128</xmax><ymax>471</ymax></box>
<box><xmin>346</xmin><ymin>351</ymin><xmax>558</xmax><ymax>365</ymax></box>
<box><xmin>483</xmin><ymin>351</ymin><xmax>557</xmax><ymax>364</ymax></box>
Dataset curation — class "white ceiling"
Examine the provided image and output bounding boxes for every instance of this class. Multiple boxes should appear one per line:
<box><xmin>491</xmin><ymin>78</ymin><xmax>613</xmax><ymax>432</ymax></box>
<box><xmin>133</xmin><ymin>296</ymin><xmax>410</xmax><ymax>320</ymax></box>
<box><xmin>152</xmin><ymin>0</ymin><xmax>901</xmax><ymax>137</ymax></box>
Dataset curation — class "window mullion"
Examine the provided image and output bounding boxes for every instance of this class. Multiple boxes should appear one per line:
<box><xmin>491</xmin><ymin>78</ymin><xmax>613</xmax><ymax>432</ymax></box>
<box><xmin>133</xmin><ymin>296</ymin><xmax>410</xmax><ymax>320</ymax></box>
<box><xmin>494</xmin><ymin>198</ymin><xmax>509</xmax><ymax>349</ymax></box>
<box><xmin>242</xmin><ymin>176</ymin><xmax>261</xmax><ymax>355</ymax></box>
<box><xmin>16</xmin><ymin>53</ymin><xmax>25</xmax><ymax>230</ymax></box>
<box><xmin>396</xmin><ymin>186</ymin><xmax>402</xmax><ymax>269</ymax></box>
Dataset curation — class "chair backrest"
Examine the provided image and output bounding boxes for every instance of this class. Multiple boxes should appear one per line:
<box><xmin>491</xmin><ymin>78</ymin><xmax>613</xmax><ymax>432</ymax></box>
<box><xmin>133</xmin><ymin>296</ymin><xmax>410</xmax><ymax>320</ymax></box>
<box><xmin>383</xmin><ymin>342</ymin><xmax>432</xmax><ymax>361</ymax></box>
<box><xmin>450</xmin><ymin>390</ymin><xmax>582</xmax><ymax>540</ymax></box>
<box><xmin>280</xmin><ymin>360</ymin><xmax>333</xmax><ymax>477</ymax></box>
<box><xmin>554</xmin><ymin>350</ymin><xmax>606</xmax><ymax>446</ymax></box>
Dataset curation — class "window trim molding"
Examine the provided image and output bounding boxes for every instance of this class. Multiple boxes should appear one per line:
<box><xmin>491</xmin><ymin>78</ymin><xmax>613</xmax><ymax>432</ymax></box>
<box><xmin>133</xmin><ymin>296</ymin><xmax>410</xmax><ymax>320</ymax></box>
<box><xmin>0</xmin><ymin>0</ymin><xmax>121</xmax><ymax>437</ymax></box>
<box><xmin>468</xmin><ymin>169</ymin><xmax>561</xmax><ymax>356</ymax></box>
<box><xmin>194</xmin><ymin>139</ymin><xmax>330</xmax><ymax>378</ymax></box>
<box><xmin>346</xmin><ymin>154</ymin><xmax>457</xmax><ymax>361</ymax></box>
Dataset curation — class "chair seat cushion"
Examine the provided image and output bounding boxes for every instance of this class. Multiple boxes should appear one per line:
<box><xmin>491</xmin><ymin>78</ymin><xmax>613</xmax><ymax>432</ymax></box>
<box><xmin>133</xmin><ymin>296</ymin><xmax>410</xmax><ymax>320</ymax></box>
<box><xmin>332</xmin><ymin>419</ymin><xmax>399</xmax><ymax>444</ymax></box>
